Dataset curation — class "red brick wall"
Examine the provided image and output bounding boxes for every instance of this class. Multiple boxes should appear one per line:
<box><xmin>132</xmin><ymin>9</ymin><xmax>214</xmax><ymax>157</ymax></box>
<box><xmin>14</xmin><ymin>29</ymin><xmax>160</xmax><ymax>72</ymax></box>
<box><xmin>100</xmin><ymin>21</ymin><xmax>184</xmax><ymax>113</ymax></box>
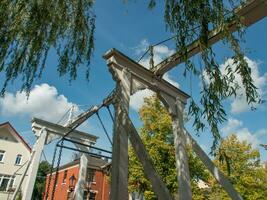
<box><xmin>43</xmin><ymin>165</ymin><xmax>79</xmax><ymax>200</ymax></box>
<box><xmin>43</xmin><ymin>165</ymin><xmax>110</xmax><ymax>200</ymax></box>
<box><xmin>90</xmin><ymin>170</ymin><xmax>110</xmax><ymax>200</ymax></box>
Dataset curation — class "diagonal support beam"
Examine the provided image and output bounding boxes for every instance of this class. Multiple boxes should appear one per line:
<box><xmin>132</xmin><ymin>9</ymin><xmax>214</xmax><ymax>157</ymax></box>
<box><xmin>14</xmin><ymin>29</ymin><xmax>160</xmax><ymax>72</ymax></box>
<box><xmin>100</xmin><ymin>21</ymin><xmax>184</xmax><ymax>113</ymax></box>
<box><xmin>153</xmin><ymin>0</ymin><xmax>267</xmax><ymax>76</ymax></box>
<box><xmin>125</xmin><ymin>114</ymin><xmax>173</xmax><ymax>200</ymax></box>
<box><xmin>183</xmin><ymin>129</ymin><xmax>243</xmax><ymax>200</ymax></box>
<box><xmin>160</xmin><ymin>94</ymin><xmax>192</xmax><ymax>200</ymax></box>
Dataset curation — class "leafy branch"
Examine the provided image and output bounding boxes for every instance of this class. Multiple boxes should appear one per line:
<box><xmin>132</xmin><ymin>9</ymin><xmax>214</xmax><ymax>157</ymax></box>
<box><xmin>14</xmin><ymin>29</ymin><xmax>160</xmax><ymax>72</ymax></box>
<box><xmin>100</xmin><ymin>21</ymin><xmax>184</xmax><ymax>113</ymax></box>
<box><xmin>151</xmin><ymin>0</ymin><xmax>260</xmax><ymax>153</ymax></box>
<box><xmin>0</xmin><ymin>0</ymin><xmax>95</xmax><ymax>96</ymax></box>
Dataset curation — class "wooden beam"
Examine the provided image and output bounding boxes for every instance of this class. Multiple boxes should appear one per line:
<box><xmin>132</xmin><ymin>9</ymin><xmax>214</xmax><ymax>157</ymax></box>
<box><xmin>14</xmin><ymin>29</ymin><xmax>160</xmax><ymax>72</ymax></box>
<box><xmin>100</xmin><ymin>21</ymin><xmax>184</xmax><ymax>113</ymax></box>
<box><xmin>153</xmin><ymin>0</ymin><xmax>267</xmax><ymax>76</ymax></box>
<box><xmin>126</xmin><ymin>114</ymin><xmax>173</xmax><ymax>200</ymax></box>
<box><xmin>183</xmin><ymin>129</ymin><xmax>243</xmax><ymax>200</ymax></box>
<box><xmin>66</xmin><ymin>93</ymin><xmax>114</xmax><ymax>129</ymax></box>
<box><xmin>110</xmin><ymin>84</ymin><xmax>130</xmax><ymax>200</ymax></box>
<box><xmin>31</xmin><ymin>117</ymin><xmax>98</xmax><ymax>145</ymax></box>
<box><xmin>103</xmin><ymin>48</ymin><xmax>190</xmax><ymax>104</ymax></box>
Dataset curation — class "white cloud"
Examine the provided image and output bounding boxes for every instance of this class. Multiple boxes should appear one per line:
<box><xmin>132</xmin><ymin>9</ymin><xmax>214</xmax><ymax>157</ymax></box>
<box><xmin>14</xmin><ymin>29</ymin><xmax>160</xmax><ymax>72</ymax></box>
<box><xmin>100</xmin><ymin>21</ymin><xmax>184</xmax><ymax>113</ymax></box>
<box><xmin>129</xmin><ymin>39</ymin><xmax>179</xmax><ymax>111</ymax></box>
<box><xmin>130</xmin><ymin>89</ymin><xmax>154</xmax><ymax>111</ymax></box>
<box><xmin>136</xmin><ymin>39</ymin><xmax>175</xmax><ymax>68</ymax></box>
<box><xmin>221</xmin><ymin>117</ymin><xmax>267</xmax><ymax>148</ymax></box>
<box><xmin>203</xmin><ymin>57</ymin><xmax>267</xmax><ymax>114</ymax></box>
<box><xmin>163</xmin><ymin>73</ymin><xmax>180</xmax><ymax>88</ymax></box>
<box><xmin>0</xmin><ymin>83</ymin><xmax>79</xmax><ymax>123</ymax></box>
<box><xmin>133</xmin><ymin>39</ymin><xmax>150</xmax><ymax>56</ymax></box>
<box><xmin>221</xmin><ymin>117</ymin><xmax>243</xmax><ymax>136</ymax></box>
<box><xmin>235</xmin><ymin>128</ymin><xmax>260</xmax><ymax>149</ymax></box>
<box><xmin>256</xmin><ymin>129</ymin><xmax>267</xmax><ymax>138</ymax></box>
<box><xmin>220</xmin><ymin>57</ymin><xmax>267</xmax><ymax>114</ymax></box>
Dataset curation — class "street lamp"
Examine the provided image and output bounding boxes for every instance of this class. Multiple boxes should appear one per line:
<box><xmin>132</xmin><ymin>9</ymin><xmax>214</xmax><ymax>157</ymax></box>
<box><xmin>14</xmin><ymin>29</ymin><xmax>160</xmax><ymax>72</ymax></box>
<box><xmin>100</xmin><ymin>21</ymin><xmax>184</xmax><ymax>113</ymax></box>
<box><xmin>69</xmin><ymin>174</ymin><xmax>76</xmax><ymax>192</ymax></box>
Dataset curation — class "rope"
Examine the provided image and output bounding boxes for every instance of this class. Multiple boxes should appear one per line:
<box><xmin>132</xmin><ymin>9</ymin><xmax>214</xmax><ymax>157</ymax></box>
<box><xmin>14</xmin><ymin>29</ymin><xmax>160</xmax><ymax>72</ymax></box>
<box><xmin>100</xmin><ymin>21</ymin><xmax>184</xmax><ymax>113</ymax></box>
<box><xmin>96</xmin><ymin>112</ymin><xmax>112</xmax><ymax>145</ymax></box>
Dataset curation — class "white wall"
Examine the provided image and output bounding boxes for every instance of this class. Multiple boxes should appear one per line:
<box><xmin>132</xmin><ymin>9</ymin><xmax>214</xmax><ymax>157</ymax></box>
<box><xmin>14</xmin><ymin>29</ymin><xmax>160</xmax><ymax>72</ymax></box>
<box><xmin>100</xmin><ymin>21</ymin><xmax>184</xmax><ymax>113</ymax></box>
<box><xmin>0</xmin><ymin>126</ymin><xmax>31</xmax><ymax>198</ymax></box>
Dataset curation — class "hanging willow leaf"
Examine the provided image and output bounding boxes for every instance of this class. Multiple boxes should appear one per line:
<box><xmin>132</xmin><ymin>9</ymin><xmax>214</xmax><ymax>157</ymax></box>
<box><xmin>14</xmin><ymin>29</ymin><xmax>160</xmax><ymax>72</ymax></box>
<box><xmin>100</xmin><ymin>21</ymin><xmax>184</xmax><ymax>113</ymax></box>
<box><xmin>0</xmin><ymin>0</ymin><xmax>95</xmax><ymax>96</ymax></box>
<box><xmin>0</xmin><ymin>0</ymin><xmax>261</xmax><ymax>153</ymax></box>
<box><xmin>148</xmin><ymin>0</ymin><xmax>260</xmax><ymax>152</ymax></box>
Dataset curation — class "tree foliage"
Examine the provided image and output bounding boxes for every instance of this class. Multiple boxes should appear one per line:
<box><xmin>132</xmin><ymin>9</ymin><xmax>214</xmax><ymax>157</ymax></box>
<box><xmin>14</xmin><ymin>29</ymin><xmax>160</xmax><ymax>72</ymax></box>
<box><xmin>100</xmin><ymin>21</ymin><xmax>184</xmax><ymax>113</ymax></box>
<box><xmin>0</xmin><ymin>0</ymin><xmax>261</xmax><ymax>152</ymax></box>
<box><xmin>208</xmin><ymin>135</ymin><xmax>267</xmax><ymax>200</ymax></box>
<box><xmin>32</xmin><ymin>161</ymin><xmax>51</xmax><ymax>200</ymax></box>
<box><xmin>0</xmin><ymin>0</ymin><xmax>95</xmax><ymax>95</ymax></box>
<box><xmin>128</xmin><ymin>96</ymin><xmax>209</xmax><ymax>200</ymax></box>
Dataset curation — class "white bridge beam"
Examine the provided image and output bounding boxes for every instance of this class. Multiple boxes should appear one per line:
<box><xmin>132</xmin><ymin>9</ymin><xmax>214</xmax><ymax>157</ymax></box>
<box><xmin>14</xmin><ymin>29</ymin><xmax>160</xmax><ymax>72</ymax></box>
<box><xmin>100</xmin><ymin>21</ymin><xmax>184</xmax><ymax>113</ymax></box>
<box><xmin>104</xmin><ymin>48</ymin><xmax>243</xmax><ymax>200</ymax></box>
<box><xmin>103</xmin><ymin>48</ymin><xmax>189</xmax><ymax>103</ymax></box>
<box><xmin>20</xmin><ymin>118</ymin><xmax>98</xmax><ymax>200</ymax></box>
<box><xmin>32</xmin><ymin>117</ymin><xmax>98</xmax><ymax>145</ymax></box>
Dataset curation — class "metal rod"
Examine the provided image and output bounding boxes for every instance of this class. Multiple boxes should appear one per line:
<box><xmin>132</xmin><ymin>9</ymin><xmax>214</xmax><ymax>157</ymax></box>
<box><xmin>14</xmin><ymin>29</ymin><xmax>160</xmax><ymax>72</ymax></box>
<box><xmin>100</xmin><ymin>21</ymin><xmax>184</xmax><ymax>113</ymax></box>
<box><xmin>57</xmin><ymin>90</ymin><xmax>115</xmax><ymax>144</ymax></box>
<box><xmin>63</xmin><ymin>138</ymin><xmax>112</xmax><ymax>154</ymax></box>
<box><xmin>106</xmin><ymin>105</ymin><xmax>115</xmax><ymax>123</ymax></box>
<box><xmin>96</xmin><ymin>112</ymin><xmax>112</xmax><ymax>145</ymax></box>
<box><xmin>56</xmin><ymin>144</ymin><xmax>112</xmax><ymax>159</ymax></box>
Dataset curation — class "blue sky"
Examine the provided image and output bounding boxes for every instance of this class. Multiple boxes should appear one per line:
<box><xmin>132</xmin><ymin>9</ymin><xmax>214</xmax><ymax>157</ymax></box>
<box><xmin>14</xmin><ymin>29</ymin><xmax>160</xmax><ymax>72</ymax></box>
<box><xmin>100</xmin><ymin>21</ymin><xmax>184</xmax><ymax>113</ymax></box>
<box><xmin>0</xmin><ymin>1</ymin><xmax>267</xmax><ymax>164</ymax></box>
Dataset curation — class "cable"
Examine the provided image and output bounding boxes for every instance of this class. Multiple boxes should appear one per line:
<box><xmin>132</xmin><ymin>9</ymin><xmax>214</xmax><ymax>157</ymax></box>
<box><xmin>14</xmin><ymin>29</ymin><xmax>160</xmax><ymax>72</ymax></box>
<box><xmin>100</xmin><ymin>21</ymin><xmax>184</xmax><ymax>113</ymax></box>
<box><xmin>137</xmin><ymin>48</ymin><xmax>150</xmax><ymax>63</ymax></box>
<box><xmin>137</xmin><ymin>6</ymin><xmax>239</xmax><ymax>64</ymax></box>
<box><xmin>42</xmin><ymin>150</ymin><xmax>49</xmax><ymax>163</ymax></box>
<box><xmin>56</xmin><ymin>107</ymin><xmax>71</xmax><ymax>124</ymax></box>
<box><xmin>96</xmin><ymin>112</ymin><xmax>112</xmax><ymax>145</ymax></box>
<box><xmin>56</xmin><ymin>144</ymin><xmax>112</xmax><ymax>159</ymax></box>
<box><xmin>137</xmin><ymin>25</ymin><xmax>201</xmax><ymax>63</ymax></box>
<box><xmin>106</xmin><ymin>105</ymin><xmax>115</xmax><ymax>123</ymax></box>
<box><xmin>63</xmin><ymin>138</ymin><xmax>112</xmax><ymax>154</ymax></box>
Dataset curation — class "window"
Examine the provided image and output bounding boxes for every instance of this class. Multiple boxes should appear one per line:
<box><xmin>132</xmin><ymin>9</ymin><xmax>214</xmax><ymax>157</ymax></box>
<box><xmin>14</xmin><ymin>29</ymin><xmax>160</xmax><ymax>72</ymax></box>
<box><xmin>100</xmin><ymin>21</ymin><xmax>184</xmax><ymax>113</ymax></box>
<box><xmin>63</xmin><ymin>170</ymin><xmax>68</xmax><ymax>183</ymax></box>
<box><xmin>0</xmin><ymin>136</ymin><xmax>8</xmax><ymax>140</ymax></box>
<box><xmin>83</xmin><ymin>191</ymin><xmax>88</xmax><ymax>200</ymax></box>
<box><xmin>89</xmin><ymin>192</ymin><xmax>96</xmax><ymax>200</ymax></box>
<box><xmin>0</xmin><ymin>150</ymin><xmax>5</xmax><ymax>162</ymax></box>
<box><xmin>15</xmin><ymin>154</ymin><xmax>22</xmax><ymax>165</ymax></box>
<box><xmin>87</xmin><ymin>169</ymin><xmax>95</xmax><ymax>183</ymax></box>
<box><xmin>0</xmin><ymin>174</ymin><xmax>15</xmax><ymax>191</ymax></box>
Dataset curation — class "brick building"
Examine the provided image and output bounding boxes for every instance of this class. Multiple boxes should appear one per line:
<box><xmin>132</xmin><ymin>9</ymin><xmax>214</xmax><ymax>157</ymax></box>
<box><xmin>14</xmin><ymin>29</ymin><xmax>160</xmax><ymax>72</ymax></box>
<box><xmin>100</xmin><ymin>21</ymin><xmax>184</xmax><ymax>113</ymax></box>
<box><xmin>44</xmin><ymin>156</ymin><xmax>110</xmax><ymax>200</ymax></box>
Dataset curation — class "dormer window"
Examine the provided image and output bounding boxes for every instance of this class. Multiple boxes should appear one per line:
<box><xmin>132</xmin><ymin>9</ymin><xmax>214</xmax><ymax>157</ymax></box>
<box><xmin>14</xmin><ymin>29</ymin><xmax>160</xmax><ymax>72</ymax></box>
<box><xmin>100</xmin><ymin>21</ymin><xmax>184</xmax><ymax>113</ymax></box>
<box><xmin>0</xmin><ymin>150</ymin><xmax>5</xmax><ymax>162</ymax></box>
<box><xmin>15</xmin><ymin>154</ymin><xmax>22</xmax><ymax>165</ymax></box>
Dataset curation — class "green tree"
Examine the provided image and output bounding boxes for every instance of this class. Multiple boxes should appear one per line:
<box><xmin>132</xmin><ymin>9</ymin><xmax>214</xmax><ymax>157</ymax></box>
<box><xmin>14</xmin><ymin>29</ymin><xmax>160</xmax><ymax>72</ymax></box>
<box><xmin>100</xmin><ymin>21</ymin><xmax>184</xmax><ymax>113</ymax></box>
<box><xmin>32</xmin><ymin>161</ymin><xmax>51</xmax><ymax>200</ymax></box>
<box><xmin>129</xmin><ymin>95</ymin><xmax>209</xmax><ymax>200</ymax></box>
<box><xmin>0</xmin><ymin>0</ymin><xmax>260</xmax><ymax>151</ymax></box>
<box><xmin>208</xmin><ymin>134</ymin><xmax>267</xmax><ymax>200</ymax></box>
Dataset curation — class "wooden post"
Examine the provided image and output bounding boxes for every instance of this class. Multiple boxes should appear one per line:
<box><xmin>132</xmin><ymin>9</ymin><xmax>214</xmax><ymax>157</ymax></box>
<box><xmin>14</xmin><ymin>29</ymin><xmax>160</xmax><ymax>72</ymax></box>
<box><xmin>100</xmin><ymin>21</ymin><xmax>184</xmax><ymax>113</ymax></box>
<box><xmin>110</xmin><ymin>80</ymin><xmax>130</xmax><ymax>200</ymax></box>
<box><xmin>22</xmin><ymin>128</ymin><xmax>48</xmax><ymax>200</ymax></box>
<box><xmin>161</xmin><ymin>94</ymin><xmax>192</xmax><ymax>200</ymax></box>
<box><xmin>172</xmin><ymin>100</ymin><xmax>192</xmax><ymax>199</ymax></box>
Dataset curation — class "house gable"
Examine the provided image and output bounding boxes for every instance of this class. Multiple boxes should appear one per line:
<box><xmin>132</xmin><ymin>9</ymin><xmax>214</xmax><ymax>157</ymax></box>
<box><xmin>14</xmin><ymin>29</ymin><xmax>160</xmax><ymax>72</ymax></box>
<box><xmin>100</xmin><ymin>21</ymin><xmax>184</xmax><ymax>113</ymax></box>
<box><xmin>0</xmin><ymin>122</ymin><xmax>31</xmax><ymax>152</ymax></box>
